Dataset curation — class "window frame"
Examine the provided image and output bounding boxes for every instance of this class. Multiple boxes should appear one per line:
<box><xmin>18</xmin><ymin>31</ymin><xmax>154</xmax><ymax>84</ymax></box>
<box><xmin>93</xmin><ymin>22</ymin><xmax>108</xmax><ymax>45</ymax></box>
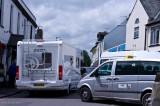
<box><xmin>134</xmin><ymin>27</ymin><xmax>139</xmax><ymax>39</ymax></box>
<box><xmin>17</xmin><ymin>12</ymin><xmax>20</xmax><ymax>35</ymax></box>
<box><xmin>150</xmin><ymin>29</ymin><xmax>160</xmax><ymax>45</ymax></box>
<box><xmin>135</xmin><ymin>18</ymin><xmax>139</xmax><ymax>24</ymax></box>
<box><xmin>9</xmin><ymin>5</ymin><xmax>13</xmax><ymax>33</ymax></box>
<box><xmin>23</xmin><ymin>19</ymin><xmax>26</xmax><ymax>36</ymax></box>
<box><xmin>30</xmin><ymin>25</ymin><xmax>33</xmax><ymax>39</ymax></box>
<box><xmin>0</xmin><ymin>0</ymin><xmax>4</xmax><ymax>26</ymax></box>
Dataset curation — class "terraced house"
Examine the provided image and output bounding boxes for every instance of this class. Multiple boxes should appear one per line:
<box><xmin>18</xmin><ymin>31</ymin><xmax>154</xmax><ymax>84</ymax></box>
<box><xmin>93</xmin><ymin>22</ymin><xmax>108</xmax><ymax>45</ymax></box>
<box><xmin>0</xmin><ymin>0</ymin><xmax>37</xmax><ymax>83</ymax></box>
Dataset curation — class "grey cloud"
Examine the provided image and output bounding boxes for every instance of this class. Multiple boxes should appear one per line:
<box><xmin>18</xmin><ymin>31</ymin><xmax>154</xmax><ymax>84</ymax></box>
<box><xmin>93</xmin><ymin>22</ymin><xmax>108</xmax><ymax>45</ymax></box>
<box><xmin>23</xmin><ymin>0</ymin><xmax>136</xmax><ymax>55</ymax></box>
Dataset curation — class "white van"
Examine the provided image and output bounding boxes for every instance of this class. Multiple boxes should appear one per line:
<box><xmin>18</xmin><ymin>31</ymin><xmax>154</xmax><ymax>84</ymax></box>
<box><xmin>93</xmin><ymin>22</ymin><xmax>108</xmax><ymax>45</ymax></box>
<box><xmin>100</xmin><ymin>51</ymin><xmax>160</xmax><ymax>64</ymax></box>
<box><xmin>16</xmin><ymin>40</ymin><xmax>82</xmax><ymax>95</ymax></box>
<box><xmin>78</xmin><ymin>57</ymin><xmax>160</xmax><ymax>106</ymax></box>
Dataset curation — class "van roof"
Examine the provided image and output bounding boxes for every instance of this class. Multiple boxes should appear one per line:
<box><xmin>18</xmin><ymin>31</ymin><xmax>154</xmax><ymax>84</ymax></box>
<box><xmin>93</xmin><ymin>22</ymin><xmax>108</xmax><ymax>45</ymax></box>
<box><xmin>104</xmin><ymin>58</ymin><xmax>160</xmax><ymax>63</ymax></box>
<box><xmin>101</xmin><ymin>51</ymin><xmax>160</xmax><ymax>59</ymax></box>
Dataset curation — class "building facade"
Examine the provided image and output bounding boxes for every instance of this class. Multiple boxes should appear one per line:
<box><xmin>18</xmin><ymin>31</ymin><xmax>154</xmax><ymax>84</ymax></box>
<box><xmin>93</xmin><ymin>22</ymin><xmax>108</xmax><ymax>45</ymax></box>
<box><xmin>126</xmin><ymin>0</ymin><xmax>160</xmax><ymax>51</ymax></box>
<box><xmin>90</xmin><ymin>32</ymin><xmax>107</xmax><ymax>66</ymax></box>
<box><xmin>0</xmin><ymin>0</ymin><xmax>37</xmax><ymax>82</ymax></box>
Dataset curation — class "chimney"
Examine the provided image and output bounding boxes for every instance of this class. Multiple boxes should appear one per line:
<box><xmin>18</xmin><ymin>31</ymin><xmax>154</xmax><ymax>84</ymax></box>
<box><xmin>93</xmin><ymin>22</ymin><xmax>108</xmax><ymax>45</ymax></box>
<box><xmin>36</xmin><ymin>28</ymin><xmax>43</xmax><ymax>39</ymax></box>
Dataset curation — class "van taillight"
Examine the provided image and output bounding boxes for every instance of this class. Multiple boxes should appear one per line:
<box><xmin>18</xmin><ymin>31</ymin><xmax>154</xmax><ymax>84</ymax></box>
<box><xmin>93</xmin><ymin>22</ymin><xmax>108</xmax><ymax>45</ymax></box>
<box><xmin>16</xmin><ymin>66</ymin><xmax>19</xmax><ymax>80</ymax></box>
<box><xmin>59</xmin><ymin>65</ymin><xmax>63</xmax><ymax>80</ymax></box>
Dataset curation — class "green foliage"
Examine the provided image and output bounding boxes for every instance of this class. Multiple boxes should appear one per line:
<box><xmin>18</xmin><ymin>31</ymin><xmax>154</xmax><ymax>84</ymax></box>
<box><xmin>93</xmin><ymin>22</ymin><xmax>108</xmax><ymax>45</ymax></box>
<box><xmin>81</xmin><ymin>50</ymin><xmax>91</xmax><ymax>67</ymax></box>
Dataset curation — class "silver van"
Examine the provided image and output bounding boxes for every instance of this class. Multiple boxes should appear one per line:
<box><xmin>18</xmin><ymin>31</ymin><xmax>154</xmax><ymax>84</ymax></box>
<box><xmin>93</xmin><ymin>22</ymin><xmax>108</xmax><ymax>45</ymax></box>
<box><xmin>77</xmin><ymin>58</ymin><xmax>160</xmax><ymax>106</ymax></box>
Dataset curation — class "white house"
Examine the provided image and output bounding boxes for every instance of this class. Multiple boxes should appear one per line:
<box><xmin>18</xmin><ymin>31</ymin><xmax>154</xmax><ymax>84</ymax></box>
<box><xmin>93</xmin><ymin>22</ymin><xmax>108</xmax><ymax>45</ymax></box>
<box><xmin>126</xmin><ymin>0</ymin><xmax>160</xmax><ymax>51</ymax></box>
<box><xmin>0</xmin><ymin>0</ymin><xmax>37</xmax><ymax>82</ymax></box>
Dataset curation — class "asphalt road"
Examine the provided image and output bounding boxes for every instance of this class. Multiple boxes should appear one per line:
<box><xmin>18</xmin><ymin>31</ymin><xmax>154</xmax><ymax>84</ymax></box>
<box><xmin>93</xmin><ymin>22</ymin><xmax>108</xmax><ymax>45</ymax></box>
<box><xmin>0</xmin><ymin>91</ymin><xmax>142</xmax><ymax>106</ymax></box>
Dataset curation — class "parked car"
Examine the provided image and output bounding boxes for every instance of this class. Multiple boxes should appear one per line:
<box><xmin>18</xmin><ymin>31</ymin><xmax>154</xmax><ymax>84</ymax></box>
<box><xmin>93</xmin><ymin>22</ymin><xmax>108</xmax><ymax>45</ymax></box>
<box><xmin>80</xmin><ymin>67</ymin><xmax>95</xmax><ymax>78</ymax></box>
<box><xmin>78</xmin><ymin>56</ymin><xmax>160</xmax><ymax>106</ymax></box>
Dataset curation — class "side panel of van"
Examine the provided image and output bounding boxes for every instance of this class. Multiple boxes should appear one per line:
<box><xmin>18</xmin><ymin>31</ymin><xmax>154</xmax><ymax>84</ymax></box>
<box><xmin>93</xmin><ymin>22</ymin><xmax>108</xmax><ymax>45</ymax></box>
<box><xmin>137</xmin><ymin>61</ymin><xmax>159</xmax><ymax>98</ymax></box>
<box><xmin>112</xmin><ymin>61</ymin><xmax>139</xmax><ymax>100</ymax></box>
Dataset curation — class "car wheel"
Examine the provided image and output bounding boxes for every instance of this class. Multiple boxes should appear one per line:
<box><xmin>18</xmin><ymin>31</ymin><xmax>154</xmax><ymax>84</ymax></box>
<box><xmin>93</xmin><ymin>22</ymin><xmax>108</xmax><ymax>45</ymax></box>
<box><xmin>142</xmin><ymin>92</ymin><xmax>151</xmax><ymax>106</ymax></box>
<box><xmin>80</xmin><ymin>87</ymin><xmax>92</xmax><ymax>102</ymax></box>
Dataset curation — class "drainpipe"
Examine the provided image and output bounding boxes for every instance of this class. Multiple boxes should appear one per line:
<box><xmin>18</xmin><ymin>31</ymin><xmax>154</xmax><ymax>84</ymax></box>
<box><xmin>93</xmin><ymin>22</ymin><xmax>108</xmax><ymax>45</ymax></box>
<box><xmin>144</xmin><ymin>27</ymin><xmax>147</xmax><ymax>51</ymax></box>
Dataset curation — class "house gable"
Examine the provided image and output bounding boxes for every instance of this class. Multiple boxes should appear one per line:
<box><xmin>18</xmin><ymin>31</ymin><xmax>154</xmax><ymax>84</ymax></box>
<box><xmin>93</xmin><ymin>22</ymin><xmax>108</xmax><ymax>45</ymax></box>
<box><xmin>126</xmin><ymin>0</ymin><xmax>149</xmax><ymax>51</ymax></box>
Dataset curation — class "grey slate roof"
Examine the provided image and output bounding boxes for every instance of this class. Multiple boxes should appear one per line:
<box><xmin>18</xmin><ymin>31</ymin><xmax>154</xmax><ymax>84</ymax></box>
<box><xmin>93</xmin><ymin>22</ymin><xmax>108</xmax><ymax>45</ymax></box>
<box><xmin>140</xmin><ymin>0</ymin><xmax>160</xmax><ymax>22</ymax></box>
<box><xmin>104</xmin><ymin>20</ymin><xmax>127</xmax><ymax>50</ymax></box>
<box><xmin>147</xmin><ymin>12</ymin><xmax>160</xmax><ymax>25</ymax></box>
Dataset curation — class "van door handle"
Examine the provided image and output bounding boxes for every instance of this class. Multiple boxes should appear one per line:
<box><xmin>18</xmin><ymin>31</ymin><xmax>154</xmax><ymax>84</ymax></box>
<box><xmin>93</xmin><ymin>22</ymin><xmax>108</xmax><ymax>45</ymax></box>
<box><xmin>106</xmin><ymin>78</ymin><xmax>112</xmax><ymax>81</ymax></box>
<box><xmin>113</xmin><ymin>78</ymin><xmax>119</xmax><ymax>81</ymax></box>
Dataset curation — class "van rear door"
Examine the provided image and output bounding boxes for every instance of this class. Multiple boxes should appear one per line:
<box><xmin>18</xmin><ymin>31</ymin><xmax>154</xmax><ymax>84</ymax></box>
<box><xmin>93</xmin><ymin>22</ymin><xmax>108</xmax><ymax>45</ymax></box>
<box><xmin>22</xmin><ymin>43</ymin><xmax>59</xmax><ymax>82</ymax></box>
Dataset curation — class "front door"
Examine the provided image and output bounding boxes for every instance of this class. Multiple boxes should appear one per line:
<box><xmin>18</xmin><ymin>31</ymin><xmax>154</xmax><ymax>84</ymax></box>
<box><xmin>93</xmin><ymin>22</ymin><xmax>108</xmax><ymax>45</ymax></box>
<box><xmin>93</xmin><ymin>62</ymin><xmax>113</xmax><ymax>98</ymax></box>
<box><xmin>112</xmin><ymin>61</ymin><xmax>139</xmax><ymax>100</ymax></box>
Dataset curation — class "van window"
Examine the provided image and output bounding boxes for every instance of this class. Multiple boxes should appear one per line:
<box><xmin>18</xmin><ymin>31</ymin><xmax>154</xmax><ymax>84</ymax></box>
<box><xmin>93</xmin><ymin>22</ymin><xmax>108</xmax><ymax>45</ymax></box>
<box><xmin>25</xmin><ymin>52</ymin><xmax>52</xmax><ymax>69</ymax></box>
<box><xmin>42</xmin><ymin>53</ymin><xmax>52</xmax><ymax>68</ymax></box>
<box><xmin>70</xmin><ymin>56</ymin><xmax>73</xmax><ymax>64</ymax></box>
<box><xmin>139</xmin><ymin>61</ymin><xmax>160</xmax><ymax>75</ymax></box>
<box><xmin>115</xmin><ymin>61</ymin><xmax>138</xmax><ymax>75</ymax></box>
<box><xmin>76</xmin><ymin>58</ymin><xmax>79</xmax><ymax>68</ymax></box>
<box><xmin>97</xmin><ymin>62</ymin><xmax>113</xmax><ymax>76</ymax></box>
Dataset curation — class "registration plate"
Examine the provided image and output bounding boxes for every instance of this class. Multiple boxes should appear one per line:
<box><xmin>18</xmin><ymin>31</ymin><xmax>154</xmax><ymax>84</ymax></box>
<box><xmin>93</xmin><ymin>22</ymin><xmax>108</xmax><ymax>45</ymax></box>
<box><xmin>34</xmin><ymin>83</ymin><xmax>44</xmax><ymax>87</ymax></box>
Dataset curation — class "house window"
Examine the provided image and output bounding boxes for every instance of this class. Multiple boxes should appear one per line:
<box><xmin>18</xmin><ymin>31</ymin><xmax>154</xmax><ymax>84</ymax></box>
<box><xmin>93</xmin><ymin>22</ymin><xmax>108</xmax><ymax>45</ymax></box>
<box><xmin>150</xmin><ymin>30</ymin><xmax>155</xmax><ymax>45</ymax></box>
<box><xmin>23</xmin><ymin>19</ymin><xmax>26</xmax><ymax>36</ymax></box>
<box><xmin>17</xmin><ymin>13</ymin><xmax>20</xmax><ymax>35</ymax></box>
<box><xmin>134</xmin><ymin>27</ymin><xmax>139</xmax><ymax>38</ymax></box>
<box><xmin>9</xmin><ymin>5</ymin><xmax>13</xmax><ymax>33</ymax></box>
<box><xmin>156</xmin><ymin>30</ymin><xmax>159</xmax><ymax>44</ymax></box>
<box><xmin>0</xmin><ymin>0</ymin><xmax>4</xmax><ymax>26</ymax></box>
<box><xmin>30</xmin><ymin>26</ymin><xmax>32</xmax><ymax>39</ymax></box>
<box><xmin>135</xmin><ymin>18</ymin><xmax>139</xmax><ymax>24</ymax></box>
<box><xmin>150</xmin><ymin>29</ymin><xmax>160</xmax><ymax>45</ymax></box>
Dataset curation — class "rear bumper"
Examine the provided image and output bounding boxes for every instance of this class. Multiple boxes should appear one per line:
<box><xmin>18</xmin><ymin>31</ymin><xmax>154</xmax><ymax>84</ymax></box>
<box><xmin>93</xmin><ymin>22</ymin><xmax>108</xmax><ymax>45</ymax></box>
<box><xmin>16</xmin><ymin>81</ymin><xmax>68</xmax><ymax>91</ymax></box>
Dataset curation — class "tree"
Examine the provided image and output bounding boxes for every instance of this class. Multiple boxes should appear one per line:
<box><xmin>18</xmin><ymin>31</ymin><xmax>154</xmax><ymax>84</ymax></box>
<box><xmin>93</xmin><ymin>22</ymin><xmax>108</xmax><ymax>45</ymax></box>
<box><xmin>81</xmin><ymin>50</ymin><xmax>91</xmax><ymax>67</ymax></box>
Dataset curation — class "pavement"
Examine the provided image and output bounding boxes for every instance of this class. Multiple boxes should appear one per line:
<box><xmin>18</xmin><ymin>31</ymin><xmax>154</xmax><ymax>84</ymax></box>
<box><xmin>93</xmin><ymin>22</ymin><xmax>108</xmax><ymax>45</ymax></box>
<box><xmin>0</xmin><ymin>87</ymin><xmax>20</xmax><ymax>98</ymax></box>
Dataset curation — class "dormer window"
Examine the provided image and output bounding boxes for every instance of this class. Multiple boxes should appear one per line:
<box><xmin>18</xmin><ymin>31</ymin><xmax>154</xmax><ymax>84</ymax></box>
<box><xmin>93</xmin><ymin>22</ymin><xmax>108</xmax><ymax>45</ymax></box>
<box><xmin>135</xmin><ymin>18</ymin><xmax>139</xmax><ymax>24</ymax></box>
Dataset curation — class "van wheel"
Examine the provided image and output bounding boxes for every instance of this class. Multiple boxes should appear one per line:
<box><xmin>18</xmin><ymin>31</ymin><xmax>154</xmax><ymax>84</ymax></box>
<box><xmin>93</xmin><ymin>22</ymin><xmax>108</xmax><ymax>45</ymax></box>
<box><xmin>80</xmin><ymin>87</ymin><xmax>92</xmax><ymax>102</ymax></box>
<box><xmin>141</xmin><ymin>93</ymin><xmax>151</xmax><ymax>106</ymax></box>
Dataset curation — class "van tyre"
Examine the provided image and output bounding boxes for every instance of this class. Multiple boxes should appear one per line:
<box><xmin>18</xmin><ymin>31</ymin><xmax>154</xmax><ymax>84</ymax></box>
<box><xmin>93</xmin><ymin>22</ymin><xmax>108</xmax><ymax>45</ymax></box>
<box><xmin>80</xmin><ymin>87</ymin><xmax>92</xmax><ymax>102</ymax></box>
<box><xmin>141</xmin><ymin>93</ymin><xmax>151</xmax><ymax>106</ymax></box>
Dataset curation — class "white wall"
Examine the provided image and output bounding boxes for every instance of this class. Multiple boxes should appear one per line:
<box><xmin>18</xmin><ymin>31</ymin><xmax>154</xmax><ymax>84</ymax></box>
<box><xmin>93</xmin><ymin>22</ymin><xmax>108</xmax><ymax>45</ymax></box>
<box><xmin>0</xmin><ymin>0</ymin><xmax>37</xmax><ymax>44</ymax></box>
<box><xmin>126</xmin><ymin>0</ymin><xmax>149</xmax><ymax>51</ymax></box>
<box><xmin>0</xmin><ymin>0</ymin><xmax>37</xmax><ymax>78</ymax></box>
<box><xmin>91</xmin><ymin>47</ymin><xmax>98</xmax><ymax>63</ymax></box>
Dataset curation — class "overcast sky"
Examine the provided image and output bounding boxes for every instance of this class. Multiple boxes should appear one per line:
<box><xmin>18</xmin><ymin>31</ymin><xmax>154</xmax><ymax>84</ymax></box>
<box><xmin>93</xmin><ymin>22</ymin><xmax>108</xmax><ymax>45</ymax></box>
<box><xmin>23</xmin><ymin>0</ymin><xmax>136</xmax><ymax>55</ymax></box>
